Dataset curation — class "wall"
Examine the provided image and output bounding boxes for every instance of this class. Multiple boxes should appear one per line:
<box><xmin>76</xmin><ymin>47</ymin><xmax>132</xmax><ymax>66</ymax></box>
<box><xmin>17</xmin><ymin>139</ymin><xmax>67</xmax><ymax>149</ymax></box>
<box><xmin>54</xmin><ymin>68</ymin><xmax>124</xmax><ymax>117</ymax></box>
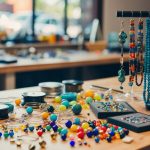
<box><xmin>103</xmin><ymin>0</ymin><xmax>150</xmax><ymax>40</ymax></box>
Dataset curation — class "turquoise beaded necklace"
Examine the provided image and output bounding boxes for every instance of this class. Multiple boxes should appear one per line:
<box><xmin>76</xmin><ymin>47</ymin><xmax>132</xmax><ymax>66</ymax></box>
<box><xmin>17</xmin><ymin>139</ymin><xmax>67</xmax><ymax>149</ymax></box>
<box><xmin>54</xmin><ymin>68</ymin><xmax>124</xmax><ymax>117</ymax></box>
<box><xmin>143</xmin><ymin>18</ymin><xmax>150</xmax><ymax>110</ymax></box>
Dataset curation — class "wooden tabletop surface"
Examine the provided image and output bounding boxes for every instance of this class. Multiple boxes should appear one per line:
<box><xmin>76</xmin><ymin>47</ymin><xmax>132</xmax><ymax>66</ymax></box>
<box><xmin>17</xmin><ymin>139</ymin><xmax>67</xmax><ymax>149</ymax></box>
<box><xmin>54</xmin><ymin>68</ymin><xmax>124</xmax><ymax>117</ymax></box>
<box><xmin>0</xmin><ymin>76</ymin><xmax>149</xmax><ymax>150</ymax></box>
<box><xmin>0</xmin><ymin>53</ymin><xmax>128</xmax><ymax>74</ymax></box>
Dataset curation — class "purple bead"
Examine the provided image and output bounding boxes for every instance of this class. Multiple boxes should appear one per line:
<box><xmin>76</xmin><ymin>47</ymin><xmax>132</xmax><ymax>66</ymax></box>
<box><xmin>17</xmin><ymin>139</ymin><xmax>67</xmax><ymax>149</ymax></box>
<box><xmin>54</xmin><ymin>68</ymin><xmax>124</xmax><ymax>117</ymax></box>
<box><xmin>50</xmin><ymin>121</ymin><xmax>55</xmax><ymax>127</ymax></box>
<box><xmin>106</xmin><ymin>136</ymin><xmax>112</xmax><ymax>143</ymax></box>
<box><xmin>65</xmin><ymin>120</ymin><xmax>72</xmax><ymax>128</ymax></box>
<box><xmin>52</xmin><ymin>125</ymin><xmax>58</xmax><ymax>132</ymax></box>
<box><xmin>61</xmin><ymin>134</ymin><xmax>67</xmax><ymax>141</ymax></box>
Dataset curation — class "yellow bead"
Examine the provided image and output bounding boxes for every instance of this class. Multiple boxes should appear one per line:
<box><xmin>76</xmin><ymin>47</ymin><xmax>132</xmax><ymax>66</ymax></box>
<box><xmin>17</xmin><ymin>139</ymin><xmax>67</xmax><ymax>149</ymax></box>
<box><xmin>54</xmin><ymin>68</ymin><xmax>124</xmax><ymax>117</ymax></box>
<box><xmin>70</xmin><ymin>124</ymin><xmax>78</xmax><ymax>132</ymax></box>
<box><xmin>14</xmin><ymin>127</ymin><xmax>19</xmax><ymax>132</ymax></box>
<box><xmin>115</xmin><ymin>133</ymin><xmax>120</xmax><ymax>139</ymax></box>
<box><xmin>94</xmin><ymin>93</ymin><xmax>102</xmax><ymax>101</ymax></box>
<box><xmin>77</xmin><ymin>93</ymin><xmax>81</xmax><ymax>100</ymax></box>
<box><xmin>82</xmin><ymin>104</ymin><xmax>89</xmax><ymax>109</ymax></box>
<box><xmin>41</xmin><ymin>112</ymin><xmax>49</xmax><ymax>120</ymax></box>
<box><xmin>82</xmin><ymin>122</ymin><xmax>89</xmax><ymax>129</ymax></box>
<box><xmin>59</xmin><ymin>105</ymin><xmax>66</xmax><ymax>111</ymax></box>
<box><xmin>15</xmin><ymin>98</ymin><xmax>21</xmax><ymax>106</ymax></box>
<box><xmin>54</xmin><ymin>96</ymin><xmax>61</xmax><ymax>103</ymax></box>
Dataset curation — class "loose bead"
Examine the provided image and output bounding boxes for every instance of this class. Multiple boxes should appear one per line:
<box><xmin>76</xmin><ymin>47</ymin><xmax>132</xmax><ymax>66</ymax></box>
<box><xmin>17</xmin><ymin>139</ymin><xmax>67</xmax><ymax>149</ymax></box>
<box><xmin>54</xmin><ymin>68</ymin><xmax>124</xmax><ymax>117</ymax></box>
<box><xmin>37</xmin><ymin>129</ymin><xmax>43</xmax><ymax>137</ymax></box>
<box><xmin>26</xmin><ymin>106</ymin><xmax>33</xmax><ymax>115</ymax></box>
<box><xmin>9</xmin><ymin>131</ymin><xmax>14</xmax><ymax>138</ymax></box>
<box><xmin>82</xmin><ymin>122</ymin><xmax>89</xmax><ymax>129</ymax></box>
<box><xmin>41</xmin><ymin>112</ymin><xmax>49</xmax><ymax>120</ymax></box>
<box><xmin>61</xmin><ymin>134</ymin><xmax>67</xmax><ymax>141</ymax></box>
<box><xmin>93</xmin><ymin>128</ymin><xmax>99</xmax><ymax>136</ymax></box>
<box><xmin>65</xmin><ymin>120</ymin><xmax>72</xmax><ymax>128</ymax></box>
<box><xmin>77</xmin><ymin>131</ymin><xmax>84</xmax><ymax>139</ymax></box>
<box><xmin>4</xmin><ymin>131</ymin><xmax>9</xmax><ymax>138</ymax></box>
<box><xmin>106</xmin><ymin>136</ymin><xmax>112</xmax><ymax>143</ymax></box>
<box><xmin>84</xmin><ymin>90</ymin><xmax>94</xmax><ymax>98</ymax></box>
<box><xmin>50</xmin><ymin>114</ymin><xmax>57</xmax><ymax>122</ymax></box>
<box><xmin>72</xmin><ymin>104</ymin><xmax>82</xmax><ymax>115</ymax></box>
<box><xmin>0</xmin><ymin>132</ymin><xmax>2</xmax><ymax>138</ymax></box>
<box><xmin>73</xmin><ymin>118</ymin><xmax>80</xmax><ymax>125</ymax></box>
<box><xmin>15</xmin><ymin>98</ymin><xmax>21</xmax><ymax>106</ymax></box>
<box><xmin>85</xmin><ymin>97</ymin><xmax>93</xmax><ymax>104</ymax></box>
<box><xmin>54</xmin><ymin>96</ymin><xmax>61</xmax><ymax>103</ymax></box>
<box><xmin>61</xmin><ymin>128</ymin><xmax>68</xmax><ymax>135</ymax></box>
<box><xmin>70</xmin><ymin>124</ymin><xmax>78</xmax><ymax>132</ymax></box>
<box><xmin>95</xmin><ymin>137</ymin><xmax>100</xmax><ymax>143</ymax></box>
<box><xmin>46</xmin><ymin>125</ymin><xmax>51</xmax><ymax>131</ymax></box>
<box><xmin>86</xmin><ymin>131</ymin><xmax>93</xmax><ymax>138</ymax></box>
<box><xmin>47</xmin><ymin>105</ymin><xmax>55</xmax><ymax>113</ymax></box>
<box><xmin>59</xmin><ymin>105</ymin><xmax>67</xmax><ymax>111</ymax></box>
<box><xmin>52</xmin><ymin>125</ymin><xmax>58</xmax><ymax>132</ymax></box>
<box><xmin>94</xmin><ymin>93</ymin><xmax>102</xmax><ymax>101</ymax></box>
<box><xmin>61</xmin><ymin>100</ymin><xmax>69</xmax><ymax>108</ymax></box>
<box><xmin>29</xmin><ymin>126</ymin><xmax>34</xmax><ymax>132</ymax></box>
<box><xmin>70</xmin><ymin>140</ymin><xmax>75</xmax><ymax>147</ymax></box>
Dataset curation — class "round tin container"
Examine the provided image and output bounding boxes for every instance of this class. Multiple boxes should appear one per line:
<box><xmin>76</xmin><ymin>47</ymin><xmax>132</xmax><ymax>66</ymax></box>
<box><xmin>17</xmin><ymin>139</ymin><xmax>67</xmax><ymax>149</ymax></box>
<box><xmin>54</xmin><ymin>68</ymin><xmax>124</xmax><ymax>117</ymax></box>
<box><xmin>39</xmin><ymin>82</ymin><xmax>64</xmax><ymax>97</ymax></box>
<box><xmin>0</xmin><ymin>104</ymin><xmax>9</xmax><ymax>119</ymax></box>
<box><xmin>62</xmin><ymin>80</ymin><xmax>83</xmax><ymax>93</ymax></box>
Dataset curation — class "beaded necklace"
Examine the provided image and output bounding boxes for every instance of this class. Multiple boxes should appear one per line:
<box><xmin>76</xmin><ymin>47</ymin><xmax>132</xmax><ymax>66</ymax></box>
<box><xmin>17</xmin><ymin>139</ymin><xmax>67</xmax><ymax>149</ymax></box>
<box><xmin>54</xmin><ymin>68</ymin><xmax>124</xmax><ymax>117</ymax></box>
<box><xmin>143</xmin><ymin>18</ymin><xmax>150</xmax><ymax>110</ymax></box>
<box><xmin>118</xmin><ymin>21</ymin><xmax>127</xmax><ymax>89</ymax></box>
<box><xmin>129</xmin><ymin>19</ymin><xmax>136</xmax><ymax>87</ymax></box>
<box><xmin>135</xmin><ymin>18</ymin><xmax>144</xmax><ymax>86</ymax></box>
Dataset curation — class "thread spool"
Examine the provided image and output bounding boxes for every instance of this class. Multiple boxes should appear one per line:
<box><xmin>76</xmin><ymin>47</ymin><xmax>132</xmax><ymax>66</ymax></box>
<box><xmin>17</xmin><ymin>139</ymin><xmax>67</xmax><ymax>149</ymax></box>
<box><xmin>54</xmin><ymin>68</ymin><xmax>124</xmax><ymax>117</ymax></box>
<box><xmin>39</xmin><ymin>82</ymin><xmax>64</xmax><ymax>97</ymax></box>
<box><xmin>62</xmin><ymin>80</ymin><xmax>83</xmax><ymax>93</ymax></box>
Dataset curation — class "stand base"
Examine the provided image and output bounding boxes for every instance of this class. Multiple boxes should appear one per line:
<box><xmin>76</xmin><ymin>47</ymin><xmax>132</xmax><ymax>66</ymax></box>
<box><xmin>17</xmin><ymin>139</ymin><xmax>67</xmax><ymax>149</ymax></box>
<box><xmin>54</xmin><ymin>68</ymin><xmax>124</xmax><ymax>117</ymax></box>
<box><xmin>146</xmin><ymin>103</ymin><xmax>150</xmax><ymax>110</ymax></box>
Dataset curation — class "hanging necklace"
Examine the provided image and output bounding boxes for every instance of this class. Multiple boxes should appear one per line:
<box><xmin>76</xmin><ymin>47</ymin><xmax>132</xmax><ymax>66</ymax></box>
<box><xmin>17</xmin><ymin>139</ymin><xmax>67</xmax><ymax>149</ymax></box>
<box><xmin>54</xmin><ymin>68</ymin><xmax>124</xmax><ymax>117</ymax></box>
<box><xmin>129</xmin><ymin>19</ymin><xmax>136</xmax><ymax>87</ymax></box>
<box><xmin>143</xmin><ymin>18</ymin><xmax>150</xmax><ymax>110</ymax></box>
<box><xmin>135</xmin><ymin>18</ymin><xmax>144</xmax><ymax>86</ymax></box>
<box><xmin>118</xmin><ymin>20</ymin><xmax>127</xmax><ymax>89</ymax></box>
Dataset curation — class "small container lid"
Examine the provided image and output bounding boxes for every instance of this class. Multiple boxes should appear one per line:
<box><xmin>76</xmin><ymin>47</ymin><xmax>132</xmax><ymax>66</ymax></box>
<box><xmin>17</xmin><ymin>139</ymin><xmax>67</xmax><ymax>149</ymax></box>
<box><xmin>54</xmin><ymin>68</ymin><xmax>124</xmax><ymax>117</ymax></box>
<box><xmin>39</xmin><ymin>82</ymin><xmax>64</xmax><ymax>89</ymax></box>
<box><xmin>62</xmin><ymin>80</ymin><xmax>83</xmax><ymax>85</ymax></box>
<box><xmin>0</xmin><ymin>104</ymin><xmax>9</xmax><ymax>110</ymax></box>
<box><xmin>22</xmin><ymin>91</ymin><xmax>46</xmax><ymax>97</ymax></box>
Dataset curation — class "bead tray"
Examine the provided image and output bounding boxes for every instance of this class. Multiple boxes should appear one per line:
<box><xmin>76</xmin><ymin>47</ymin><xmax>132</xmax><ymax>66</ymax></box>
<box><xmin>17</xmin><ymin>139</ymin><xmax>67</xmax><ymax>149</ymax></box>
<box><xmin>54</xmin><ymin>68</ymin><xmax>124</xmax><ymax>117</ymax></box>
<box><xmin>108</xmin><ymin>113</ymin><xmax>150</xmax><ymax>133</ymax></box>
<box><xmin>90</xmin><ymin>101</ymin><xmax>137</xmax><ymax>119</ymax></box>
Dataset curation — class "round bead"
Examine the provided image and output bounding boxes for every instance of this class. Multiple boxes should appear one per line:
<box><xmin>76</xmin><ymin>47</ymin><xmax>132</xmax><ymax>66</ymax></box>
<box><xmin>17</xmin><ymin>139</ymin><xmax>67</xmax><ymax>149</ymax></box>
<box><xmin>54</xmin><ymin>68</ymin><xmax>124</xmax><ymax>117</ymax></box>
<box><xmin>94</xmin><ymin>93</ymin><xmax>102</xmax><ymax>101</ymax></box>
<box><xmin>37</xmin><ymin>129</ymin><xmax>43</xmax><ymax>137</ymax></box>
<box><xmin>52</xmin><ymin>125</ymin><xmax>58</xmax><ymax>132</ymax></box>
<box><xmin>15</xmin><ymin>99</ymin><xmax>21</xmax><ymax>106</ymax></box>
<box><xmin>47</xmin><ymin>105</ymin><xmax>55</xmax><ymax>113</ymax></box>
<box><xmin>69</xmin><ymin>101</ymin><xmax>77</xmax><ymax>106</ymax></box>
<box><xmin>4</xmin><ymin>131</ymin><xmax>9</xmax><ymax>138</ymax></box>
<box><xmin>61</xmin><ymin>100</ymin><xmax>69</xmax><ymax>108</ymax></box>
<box><xmin>84</xmin><ymin>90</ymin><xmax>94</xmax><ymax>98</ymax></box>
<box><xmin>26</xmin><ymin>106</ymin><xmax>33</xmax><ymax>115</ymax></box>
<box><xmin>109</xmin><ymin>131</ymin><xmax>115</xmax><ymax>137</ymax></box>
<box><xmin>50</xmin><ymin>114</ymin><xmax>57</xmax><ymax>122</ymax></box>
<box><xmin>46</xmin><ymin>125</ymin><xmax>51</xmax><ymax>131</ymax></box>
<box><xmin>54</xmin><ymin>96</ymin><xmax>61</xmax><ymax>103</ymax></box>
<box><xmin>59</xmin><ymin>105</ymin><xmax>67</xmax><ymax>111</ymax></box>
<box><xmin>50</xmin><ymin>121</ymin><xmax>55</xmax><ymax>127</ymax></box>
<box><xmin>73</xmin><ymin>118</ymin><xmax>80</xmax><ymax>125</ymax></box>
<box><xmin>70</xmin><ymin>140</ymin><xmax>75</xmax><ymax>147</ymax></box>
<box><xmin>106</xmin><ymin>136</ymin><xmax>112</xmax><ymax>143</ymax></box>
<box><xmin>93</xmin><ymin>128</ymin><xmax>99</xmax><ymax>136</ymax></box>
<box><xmin>0</xmin><ymin>132</ymin><xmax>2</xmax><ymax>137</ymax></box>
<box><xmin>61</xmin><ymin>134</ymin><xmax>67</xmax><ymax>141</ymax></box>
<box><xmin>41</xmin><ymin>112</ymin><xmax>49</xmax><ymax>120</ymax></box>
<box><xmin>95</xmin><ymin>137</ymin><xmax>100</xmax><ymax>143</ymax></box>
<box><xmin>29</xmin><ymin>126</ymin><xmax>34</xmax><ymax>132</ymax></box>
<box><xmin>85</xmin><ymin>97</ymin><xmax>93</xmax><ymax>104</ymax></box>
<box><xmin>72</xmin><ymin>104</ymin><xmax>82</xmax><ymax>115</ymax></box>
<box><xmin>61</xmin><ymin>128</ymin><xmax>68</xmax><ymax>135</ymax></box>
<box><xmin>82</xmin><ymin>122</ymin><xmax>89</xmax><ymax>129</ymax></box>
<box><xmin>65</xmin><ymin>120</ymin><xmax>72</xmax><ymax>128</ymax></box>
<box><xmin>70</xmin><ymin>124</ymin><xmax>78</xmax><ymax>132</ymax></box>
<box><xmin>86</xmin><ymin>131</ymin><xmax>93</xmax><ymax>138</ymax></box>
<box><xmin>9</xmin><ymin>131</ymin><xmax>14</xmax><ymax>137</ymax></box>
<box><xmin>77</xmin><ymin>131</ymin><xmax>84</xmax><ymax>139</ymax></box>
<box><xmin>58</xmin><ymin>127</ymin><xmax>62</xmax><ymax>134</ymax></box>
<box><xmin>77</xmin><ymin>127</ymin><xmax>84</xmax><ymax>133</ymax></box>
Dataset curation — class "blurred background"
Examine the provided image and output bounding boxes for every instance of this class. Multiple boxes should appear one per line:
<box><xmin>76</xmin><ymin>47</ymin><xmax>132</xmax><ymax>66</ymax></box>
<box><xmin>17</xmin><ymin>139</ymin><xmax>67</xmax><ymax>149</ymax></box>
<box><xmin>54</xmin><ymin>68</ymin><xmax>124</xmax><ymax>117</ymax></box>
<box><xmin>0</xmin><ymin>0</ymin><xmax>149</xmax><ymax>90</ymax></box>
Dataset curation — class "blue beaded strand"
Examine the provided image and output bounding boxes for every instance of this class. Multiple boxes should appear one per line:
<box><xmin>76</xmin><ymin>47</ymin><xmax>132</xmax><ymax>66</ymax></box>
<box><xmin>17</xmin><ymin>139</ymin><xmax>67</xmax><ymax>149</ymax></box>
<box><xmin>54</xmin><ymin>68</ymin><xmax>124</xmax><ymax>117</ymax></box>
<box><xmin>143</xmin><ymin>18</ymin><xmax>150</xmax><ymax>110</ymax></box>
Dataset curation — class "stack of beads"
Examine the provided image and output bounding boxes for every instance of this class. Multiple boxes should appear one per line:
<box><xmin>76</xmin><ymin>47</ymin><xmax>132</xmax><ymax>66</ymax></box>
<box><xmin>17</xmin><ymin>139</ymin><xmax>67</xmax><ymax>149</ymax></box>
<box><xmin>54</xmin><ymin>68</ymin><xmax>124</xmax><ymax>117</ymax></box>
<box><xmin>129</xmin><ymin>19</ymin><xmax>136</xmax><ymax>87</ymax></box>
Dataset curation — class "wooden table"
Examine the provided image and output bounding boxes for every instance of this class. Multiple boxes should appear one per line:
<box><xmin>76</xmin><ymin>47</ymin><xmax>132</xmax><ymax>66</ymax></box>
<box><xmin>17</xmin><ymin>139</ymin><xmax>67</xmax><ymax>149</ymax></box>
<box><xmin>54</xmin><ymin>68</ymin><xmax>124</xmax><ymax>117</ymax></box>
<box><xmin>0</xmin><ymin>53</ymin><xmax>128</xmax><ymax>90</ymax></box>
<box><xmin>0</xmin><ymin>76</ymin><xmax>149</xmax><ymax>150</ymax></box>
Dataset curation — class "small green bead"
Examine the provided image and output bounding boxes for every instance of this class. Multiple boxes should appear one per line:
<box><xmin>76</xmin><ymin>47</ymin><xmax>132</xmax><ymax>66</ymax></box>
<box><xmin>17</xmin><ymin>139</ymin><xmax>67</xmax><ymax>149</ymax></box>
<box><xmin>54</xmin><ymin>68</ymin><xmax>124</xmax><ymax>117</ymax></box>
<box><xmin>86</xmin><ymin>97</ymin><xmax>93</xmax><ymax>104</ymax></box>
<box><xmin>4</xmin><ymin>131</ymin><xmax>9</xmax><ymax>138</ymax></box>
<box><xmin>58</xmin><ymin>127</ymin><xmax>63</xmax><ymax>134</ymax></box>
<box><xmin>46</xmin><ymin>125</ymin><xmax>51</xmax><ymax>131</ymax></box>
